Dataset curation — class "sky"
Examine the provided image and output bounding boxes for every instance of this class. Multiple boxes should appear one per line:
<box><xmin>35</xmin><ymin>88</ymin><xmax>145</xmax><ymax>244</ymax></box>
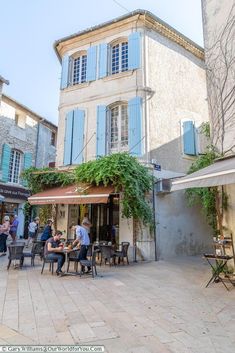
<box><xmin>1</xmin><ymin>0</ymin><xmax>204</xmax><ymax>125</ymax></box>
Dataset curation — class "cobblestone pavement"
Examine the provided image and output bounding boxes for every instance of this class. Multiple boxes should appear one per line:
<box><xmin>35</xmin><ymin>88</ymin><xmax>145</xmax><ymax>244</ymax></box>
<box><xmin>0</xmin><ymin>254</ymin><xmax>235</xmax><ymax>353</ymax></box>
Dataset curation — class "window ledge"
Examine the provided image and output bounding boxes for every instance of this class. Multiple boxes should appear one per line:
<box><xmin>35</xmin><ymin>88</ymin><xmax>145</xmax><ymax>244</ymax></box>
<box><xmin>103</xmin><ymin>70</ymin><xmax>134</xmax><ymax>82</ymax></box>
<box><xmin>63</xmin><ymin>82</ymin><xmax>90</xmax><ymax>92</ymax></box>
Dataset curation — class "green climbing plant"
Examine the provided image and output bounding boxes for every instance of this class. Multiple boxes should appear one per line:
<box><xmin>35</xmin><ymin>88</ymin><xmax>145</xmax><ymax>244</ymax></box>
<box><xmin>22</xmin><ymin>153</ymin><xmax>153</xmax><ymax>226</ymax></box>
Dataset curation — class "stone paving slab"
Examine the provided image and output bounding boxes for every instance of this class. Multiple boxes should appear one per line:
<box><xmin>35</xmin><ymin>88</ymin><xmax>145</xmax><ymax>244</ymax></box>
<box><xmin>0</xmin><ymin>255</ymin><xmax>235</xmax><ymax>353</ymax></box>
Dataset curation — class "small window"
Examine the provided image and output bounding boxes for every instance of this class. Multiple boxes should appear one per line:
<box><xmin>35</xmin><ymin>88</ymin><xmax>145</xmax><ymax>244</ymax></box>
<box><xmin>8</xmin><ymin>150</ymin><xmax>22</xmax><ymax>184</ymax></box>
<box><xmin>72</xmin><ymin>54</ymin><xmax>87</xmax><ymax>85</ymax></box>
<box><xmin>111</xmin><ymin>41</ymin><xmax>128</xmax><ymax>75</ymax></box>
<box><xmin>51</xmin><ymin>131</ymin><xmax>56</xmax><ymax>146</ymax></box>
<box><xmin>15</xmin><ymin>113</ymin><xmax>26</xmax><ymax>128</ymax></box>
<box><xmin>109</xmin><ymin>103</ymin><xmax>128</xmax><ymax>152</ymax></box>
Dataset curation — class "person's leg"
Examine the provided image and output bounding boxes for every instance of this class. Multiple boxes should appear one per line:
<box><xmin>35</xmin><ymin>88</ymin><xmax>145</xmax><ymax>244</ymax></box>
<box><xmin>0</xmin><ymin>234</ymin><xmax>5</xmax><ymax>255</ymax></box>
<box><xmin>3</xmin><ymin>234</ymin><xmax>8</xmax><ymax>253</ymax></box>
<box><xmin>26</xmin><ymin>232</ymin><xmax>34</xmax><ymax>247</ymax></box>
<box><xmin>47</xmin><ymin>253</ymin><xmax>65</xmax><ymax>273</ymax></box>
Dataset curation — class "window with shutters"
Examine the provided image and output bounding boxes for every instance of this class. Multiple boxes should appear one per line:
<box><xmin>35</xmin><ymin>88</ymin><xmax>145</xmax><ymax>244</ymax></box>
<box><xmin>72</xmin><ymin>53</ymin><xmax>87</xmax><ymax>85</ymax></box>
<box><xmin>108</xmin><ymin>103</ymin><xmax>128</xmax><ymax>152</ymax></box>
<box><xmin>111</xmin><ymin>40</ymin><xmax>128</xmax><ymax>75</ymax></box>
<box><xmin>8</xmin><ymin>149</ymin><xmax>22</xmax><ymax>184</ymax></box>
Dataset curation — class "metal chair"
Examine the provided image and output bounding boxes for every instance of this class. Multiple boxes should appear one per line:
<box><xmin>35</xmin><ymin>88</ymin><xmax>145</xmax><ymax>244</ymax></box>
<box><xmin>113</xmin><ymin>242</ymin><xmax>130</xmax><ymax>265</ymax></box>
<box><xmin>67</xmin><ymin>249</ymin><xmax>80</xmax><ymax>273</ymax></box>
<box><xmin>80</xmin><ymin>247</ymin><xmax>98</xmax><ymax>278</ymax></box>
<box><xmin>7</xmin><ymin>245</ymin><xmax>25</xmax><ymax>270</ymax></box>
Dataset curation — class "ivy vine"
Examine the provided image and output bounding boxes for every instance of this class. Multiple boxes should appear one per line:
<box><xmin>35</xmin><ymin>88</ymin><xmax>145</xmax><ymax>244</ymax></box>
<box><xmin>22</xmin><ymin>153</ymin><xmax>153</xmax><ymax>226</ymax></box>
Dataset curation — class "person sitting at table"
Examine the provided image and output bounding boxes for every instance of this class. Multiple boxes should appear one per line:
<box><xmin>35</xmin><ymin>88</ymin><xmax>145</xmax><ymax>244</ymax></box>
<box><xmin>72</xmin><ymin>219</ymin><xmax>91</xmax><ymax>273</ymax></box>
<box><xmin>44</xmin><ymin>230</ymin><xmax>65</xmax><ymax>276</ymax></box>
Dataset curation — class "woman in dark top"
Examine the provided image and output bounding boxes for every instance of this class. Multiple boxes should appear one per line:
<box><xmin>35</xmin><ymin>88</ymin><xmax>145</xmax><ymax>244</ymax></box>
<box><xmin>41</xmin><ymin>219</ymin><xmax>53</xmax><ymax>241</ymax></box>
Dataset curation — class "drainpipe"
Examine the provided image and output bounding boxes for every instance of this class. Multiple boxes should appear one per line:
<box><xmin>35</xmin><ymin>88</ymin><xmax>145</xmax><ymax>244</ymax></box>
<box><xmin>35</xmin><ymin>121</ymin><xmax>41</xmax><ymax>167</ymax></box>
<box><xmin>152</xmin><ymin>180</ymin><xmax>158</xmax><ymax>261</ymax></box>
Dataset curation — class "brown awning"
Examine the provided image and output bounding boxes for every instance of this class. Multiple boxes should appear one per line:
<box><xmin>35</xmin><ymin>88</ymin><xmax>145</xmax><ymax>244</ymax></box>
<box><xmin>28</xmin><ymin>184</ymin><xmax>115</xmax><ymax>205</ymax></box>
<box><xmin>171</xmin><ymin>155</ymin><xmax>235</xmax><ymax>191</ymax></box>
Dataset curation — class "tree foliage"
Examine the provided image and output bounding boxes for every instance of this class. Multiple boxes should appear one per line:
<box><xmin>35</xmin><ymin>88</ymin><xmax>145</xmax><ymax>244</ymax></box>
<box><xmin>22</xmin><ymin>153</ymin><xmax>153</xmax><ymax>226</ymax></box>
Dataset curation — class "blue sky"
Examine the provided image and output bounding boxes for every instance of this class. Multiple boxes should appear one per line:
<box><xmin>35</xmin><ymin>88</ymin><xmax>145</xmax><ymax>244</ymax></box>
<box><xmin>1</xmin><ymin>0</ymin><xmax>203</xmax><ymax>124</ymax></box>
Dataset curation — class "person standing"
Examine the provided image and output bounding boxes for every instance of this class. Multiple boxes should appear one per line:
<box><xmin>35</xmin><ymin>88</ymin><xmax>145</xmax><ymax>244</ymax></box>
<box><xmin>0</xmin><ymin>216</ymin><xmax>10</xmax><ymax>256</ymax></box>
<box><xmin>9</xmin><ymin>214</ymin><xmax>19</xmax><ymax>242</ymax></box>
<box><xmin>41</xmin><ymin>219</ymin><xmax>53</xmax><ymax>241</ymax></box>
<box><xmin>26</xmin><ymin>217</ymin><xmax>40</xmax><ymax>247</ymax></box>
<box><xmin>44</xmin><ymin>230</ymin><xmax>65</xmax><ymax>275</ymax></box>
<box><xmin>72</xmin><ymin>219</ymin><xmax>91</xmax><ymax>273</ymax></box>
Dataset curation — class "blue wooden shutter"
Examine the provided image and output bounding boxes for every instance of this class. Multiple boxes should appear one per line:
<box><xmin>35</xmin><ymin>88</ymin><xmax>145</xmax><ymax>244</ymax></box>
<box><xmin>60</xmin><ymin>54</ymin><xmax>70</xmax><ymax>89</ymax></box>
<box><xmin>96</xmin><ymin>105</ymin><xmax>107</xmax><ymax>157</ymax></box>
<box><xmin>63</xmin><ymin>111</ymin><xmax>74</xmax><ymax>165</ymax></box>
<box><xmin>1</xmin><ymin>144</ymin><xmax>11</xmax><ymax>182</ymax></box>
<box><xmin>183</xmin><ymin>121</ymin><xmax>196</xmax><ymax>155</ymax></box>
<box><xmin>98</xmin><ymin>44</ymin><xmax>108</xmax><ymax>79</ymax></box>
<box><xmin>72</xmin><ymin>109</ymin><xmax>85</xmax><ymax>164</ymax></box>
<box><xmin>128</xmin><ymin>32</ymin><xmax>141</xmax><ymax>70</ymax></box>
<box><xmin>128</xmin><ymin>97</ymin><xmax>142</xmax><ymax>157</ymax></box>
<box><xmin>86</xmin><ymin>46</ymin><xmax>97</xmax><ymax>82</ymax></box>
<box><xmin>24</xmin><ymin>153</ymin><xmax>32</xmax><ymax>170</ymax></box>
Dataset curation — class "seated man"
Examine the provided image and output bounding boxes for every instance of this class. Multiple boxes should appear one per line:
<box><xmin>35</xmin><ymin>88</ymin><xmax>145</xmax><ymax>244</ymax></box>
<box><xmin>44</xmin><ymin>230</ymin><xmax>65</xmax><ymax>275</ymax></box>
<box><xmin>72</xmin><ymin>219</ymin><xmax>91</xmax><ymax>273</ymax></box>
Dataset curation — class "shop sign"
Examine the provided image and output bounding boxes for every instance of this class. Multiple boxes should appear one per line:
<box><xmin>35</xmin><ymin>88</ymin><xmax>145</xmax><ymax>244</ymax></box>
<box><xmin>0</xmin><ymin>183</ymin><xmax>30</xmax><ymax>200</ymax></box>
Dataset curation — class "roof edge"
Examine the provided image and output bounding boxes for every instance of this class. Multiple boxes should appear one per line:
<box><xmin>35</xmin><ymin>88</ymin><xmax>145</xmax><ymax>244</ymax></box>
<box><xmin>2</xmin><ymin>94</ymin><xmax>57</xmax><ymax>129</ymax></box>
<box><xmin>54</xmin><ymin>9</ymin><xmax>204</xmax><ymax>62</ymax></box>
<box><xmin>0</xmin><ymin>75</ymin><xmax>9</xmax><ymax>85</ymax></box>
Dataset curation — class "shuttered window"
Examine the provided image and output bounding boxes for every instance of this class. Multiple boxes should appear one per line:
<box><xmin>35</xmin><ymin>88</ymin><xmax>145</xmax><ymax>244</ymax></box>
<box><xmin>8</xmin><ymin>150</ymin><xmax>22</xmax><ymax>184</ymax></box>
<box><xmin>182</xmin><ymin>121</ymin><xmax>197</xmax><ymax>156</ymax></box>
<box><xmin>110</xmin><ymin>104</ymin><xmax>128</xmax><ymax>152</ymax></box>
<box><xmin>73</xmin><ymin>55</ymin><xmax>87</xmax><ymax>85</ymax></box>
<box><xmin>111</xmin><ymin>42</ymin><xmax>128</xmax><ymax>74</ymax></box>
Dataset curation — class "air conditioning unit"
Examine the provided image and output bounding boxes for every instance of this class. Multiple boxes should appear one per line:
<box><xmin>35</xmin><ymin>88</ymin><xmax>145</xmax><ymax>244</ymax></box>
<box><xmin>155</xmin><ymin>179</ymin><xmax>171</xmax><ymax>194</ymax></box>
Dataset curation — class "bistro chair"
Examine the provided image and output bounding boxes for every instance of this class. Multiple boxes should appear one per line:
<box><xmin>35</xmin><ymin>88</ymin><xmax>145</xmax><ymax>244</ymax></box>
<box><xmin>23</xmin><ymin>241</ymin><xmax>45</xmax><ymax>266</ymax></box>
<box><xmin>80</xmin><ymin>247</ymin><xmax>98</xmax><ymax>278</ymax></box>
<box><xmin>113</xmin><ymin>242</ymin><xmax>130</xmax><ymax>265</ymax></box>
<box><xmin>41</xmin><ymin>255</ymin><xmax>58</xmax><ymax>275</ymax></box>
<box><xmin>99</xmin><ymin>244</ymin><xmax>115</xmax><ymax>266</ymax></box>
<box><xmin>7</xmin><ymin>244</ymin><xmax>25</xmax><ymax>270</ymax></box>
<box><xmin>67</xmin><ymin>249</ymin><xmax>80</xmax><ymax>273</ymax></box>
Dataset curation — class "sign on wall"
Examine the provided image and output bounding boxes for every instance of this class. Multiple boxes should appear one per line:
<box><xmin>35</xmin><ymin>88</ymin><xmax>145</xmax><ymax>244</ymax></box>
<box><xmin>0</xmin><ymin>183</ymin><xmax>30</xmax><ymax>200</ymax></box>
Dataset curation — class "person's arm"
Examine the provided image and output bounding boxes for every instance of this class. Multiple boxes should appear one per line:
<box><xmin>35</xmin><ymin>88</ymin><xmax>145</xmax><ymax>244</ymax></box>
<box><xmin>47</xmin><ymin>241</ymin><xmax>62</xmax><ymax>253</ymax></box>
<box><xmin>72</xmin><ymin>227</ymin><xmax>81</xmax><ymax>247</ymax></box>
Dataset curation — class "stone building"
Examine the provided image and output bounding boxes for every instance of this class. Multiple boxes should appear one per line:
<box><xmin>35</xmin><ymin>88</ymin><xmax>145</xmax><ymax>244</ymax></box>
<box><xmin>0</xmin><ymin>81</ymin><xmax>57</xmax><ymax>236</ymax></box>
<box><xmin>30</xmin><ymin>9</ymin><xmax>212</xmax><ymax>259</ymax></box>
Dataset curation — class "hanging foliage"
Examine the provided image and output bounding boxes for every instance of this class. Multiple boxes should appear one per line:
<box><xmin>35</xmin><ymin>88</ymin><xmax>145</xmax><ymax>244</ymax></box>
<box><xmin>22</xmin><ymin>153</ymin><xmax>153</xmax><ymax>226</ymax></box>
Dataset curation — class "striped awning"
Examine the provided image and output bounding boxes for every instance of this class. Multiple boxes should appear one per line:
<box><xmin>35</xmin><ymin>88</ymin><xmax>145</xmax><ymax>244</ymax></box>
<box><xmin>28</xmin><ymin>184</ymin><xmax>115</xmax><ymax>205</ymax></box>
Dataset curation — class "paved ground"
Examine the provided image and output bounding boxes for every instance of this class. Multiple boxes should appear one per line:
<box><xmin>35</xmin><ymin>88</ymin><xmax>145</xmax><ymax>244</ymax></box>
<box><xmin>0</xmin><ymin>252</ymin><xmax>235</xmax><ymax>353</ymax></box>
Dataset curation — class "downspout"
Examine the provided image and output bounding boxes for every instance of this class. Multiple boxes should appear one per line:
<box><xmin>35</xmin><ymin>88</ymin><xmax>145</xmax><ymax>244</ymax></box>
<box><xmin>35</xmin><ymin>121</ymin><xmax>41</xmax><ymax>167</ymax></box>
<box><xmin>152</xmin><ymin>180</ymin><xmax>158</xmax><ymax>261</ymax></box>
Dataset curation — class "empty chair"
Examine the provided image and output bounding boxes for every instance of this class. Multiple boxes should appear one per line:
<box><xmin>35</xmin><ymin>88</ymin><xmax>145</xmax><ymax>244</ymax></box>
<box><xmin>24</xmin><ymin>241</ymin><xmax>45</xmax><ymax>266</ymax></box>
<box><xmin>100</xmin><ymin>245</ymin><xmax>114</xmax><ymax>266</ymax></box>
<box><xmin>67</xmin><ymin>249</ymin><xmax>80</xmax><ymax>273</ymax></box>
<box><xmin>113</xmin><ymin>242</ymin><xmax>130</xmax><ymax>265</ymax></box>
<box><xmin>80</xmin><ymin>247</ymin><xmax>98</xmax><ymax>278</ymax></box>
<box><xmin>7</xmin><ymin>245</ymin><xmax>25</xmax><ymax>270</ymax></box>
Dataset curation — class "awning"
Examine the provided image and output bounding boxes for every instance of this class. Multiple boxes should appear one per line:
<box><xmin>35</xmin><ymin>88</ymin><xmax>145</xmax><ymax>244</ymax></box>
<box><xmin>0</xmin><ymin>194</ymin><xmax>5</xmax><ymax>202</ymax></box>
<box><xmin>28</xmin><ymin>184</ymin><xmax>115</xmax><ymax>205</ymax></box>
<box><xmin>171</xmin><ymin>155</ymin><xmax>235</xmax><ymax>191</ymax></box>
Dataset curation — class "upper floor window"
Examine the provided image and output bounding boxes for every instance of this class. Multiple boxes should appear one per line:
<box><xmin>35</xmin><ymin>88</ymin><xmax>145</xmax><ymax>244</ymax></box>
<box><xmin>111</xmin><ymin>41</ymin><xmax>128</xmax><ymax>75</ymax></box>
<box><xmin>51</xmin><ymin>131</ymin><xmax>56</xmax><ymax>146</ymax></box>
<box><xmin>8</xmin><ymin>149</ymin><xmax>22</xmax><ymax>183</ymax></box>
<box><xmin>72</xmin><ymin>54</ymin><xmax>87</xmax><ymax>85</ymax></box>
<box><xmin>109</xmin><ymin>103</ymin><xmax>128</xmax><ymax>152</ymax></box>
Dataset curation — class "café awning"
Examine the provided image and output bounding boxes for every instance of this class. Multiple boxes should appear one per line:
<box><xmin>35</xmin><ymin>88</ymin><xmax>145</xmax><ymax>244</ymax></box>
<box><xmin>28</xmin><ymin>184</ymin><xmax>115</xmax><ymax>205</ymax></box>
<box><xmin>171</xmin><ymin>155</ymin><xmax>235</xmax><ymax>191</ymax></box>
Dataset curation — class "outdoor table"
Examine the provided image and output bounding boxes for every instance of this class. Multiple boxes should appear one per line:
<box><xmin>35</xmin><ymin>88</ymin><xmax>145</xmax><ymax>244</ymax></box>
<box><xmin>203</xmin><ymin>253</ymin><xmax>234</xmax><ymax>290</ymax></box>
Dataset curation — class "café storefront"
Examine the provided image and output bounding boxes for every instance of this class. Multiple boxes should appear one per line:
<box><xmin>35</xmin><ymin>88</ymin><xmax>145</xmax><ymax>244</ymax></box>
<box><xmin>28</xmin><ymin>183</ymin><xmax>121</xmax><ymax>244</ymax></box>
<box><xmin>0</xmin><ymin>183</ymin><xmax>30</xmax><ymax>236</ymax></box>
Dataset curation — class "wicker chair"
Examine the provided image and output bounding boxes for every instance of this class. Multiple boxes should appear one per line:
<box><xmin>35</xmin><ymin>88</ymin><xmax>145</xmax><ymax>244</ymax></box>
<box><xmin>23</xmin><ymin>241</ymin><xmax>45</xmax><ymax>266</ymax></box>
<box><xmin>67</xmin><ymin>249</ymin><xmax>80</xmax><ymax>272</ymax></box>
<box><xmin>99</xmin><ymin>245</ymin><xmax>115</xmax><ymax>266</ymax></box>
<box><xmin>7</xmin><ymin>245</ymin><xmax>25</xmax><ymax>270</ymax></box>
<box><xmin>80</xmin><ymin>247</ymin><xmax>98</xmax><ymax>278</ymax></box>
<box><xmin>41</xmin><ymin>255</ymin><xmax>58</xmax><ymax>275</ymax></box>
<box><xmin>113</xmin><ymin>242</ymin><xmax>130</xmax><ymax>265</ymax></box>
